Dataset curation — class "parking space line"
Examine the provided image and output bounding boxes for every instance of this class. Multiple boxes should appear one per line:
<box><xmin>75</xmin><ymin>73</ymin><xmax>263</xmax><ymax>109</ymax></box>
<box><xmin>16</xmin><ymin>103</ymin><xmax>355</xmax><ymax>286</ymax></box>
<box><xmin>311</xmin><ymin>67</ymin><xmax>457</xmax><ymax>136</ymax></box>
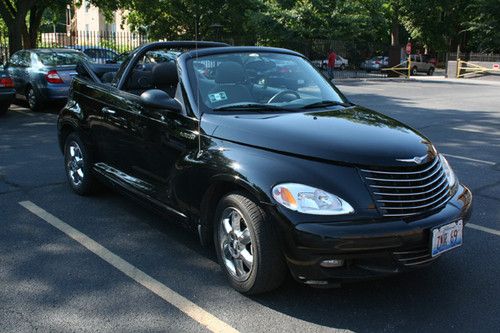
<box><xmin>466</xmin><ymin>223</ymin><xmax>500</xmax><ymax>236</ymax></box>
<box><xmin>18</xmin><ymin>200</ymin><xmax>239</xmax><ymax>333</ymax></box>
<box><xmin>443</xmin><ymin>153</ymin><xmax>496</xmax><ymax>166</ymax></box>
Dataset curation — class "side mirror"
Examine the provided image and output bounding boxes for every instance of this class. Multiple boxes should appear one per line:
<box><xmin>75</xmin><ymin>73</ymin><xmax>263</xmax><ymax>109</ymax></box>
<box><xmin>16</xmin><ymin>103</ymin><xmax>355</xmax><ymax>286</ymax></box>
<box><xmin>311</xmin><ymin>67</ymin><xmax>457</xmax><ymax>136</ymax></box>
<box><xmin>140</xmin><ymin>89</ymin><xmax>182</xmax><ymax>112</ymax></box>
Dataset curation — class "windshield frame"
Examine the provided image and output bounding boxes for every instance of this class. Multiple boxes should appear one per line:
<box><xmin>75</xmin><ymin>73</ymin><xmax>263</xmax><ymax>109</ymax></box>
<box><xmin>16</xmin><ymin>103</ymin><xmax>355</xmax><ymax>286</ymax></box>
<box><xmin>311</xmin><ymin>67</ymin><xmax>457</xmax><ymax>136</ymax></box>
<box><xmin>179</xmin><ymin>47</ymin><xmax>350</xmax><ymax>117</ymax></box>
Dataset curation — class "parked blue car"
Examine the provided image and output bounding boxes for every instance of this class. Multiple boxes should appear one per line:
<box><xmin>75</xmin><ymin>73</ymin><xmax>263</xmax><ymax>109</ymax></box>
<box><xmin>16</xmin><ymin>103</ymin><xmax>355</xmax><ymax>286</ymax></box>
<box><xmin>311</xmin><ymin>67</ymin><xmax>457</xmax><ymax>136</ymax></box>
<box><xmin>66</xmin><ymin>46</ymin><xmax>118</xmax><ymax>64</ymax></box>
<box><xmin>0</xmin><ymin>70</ymin><xmax>15</xmax><ymax>115</ymax></box>
<box><xmin>5</xmin><ymin>48</ymin><xmax>88</xmax><ymax>111</ymax></box>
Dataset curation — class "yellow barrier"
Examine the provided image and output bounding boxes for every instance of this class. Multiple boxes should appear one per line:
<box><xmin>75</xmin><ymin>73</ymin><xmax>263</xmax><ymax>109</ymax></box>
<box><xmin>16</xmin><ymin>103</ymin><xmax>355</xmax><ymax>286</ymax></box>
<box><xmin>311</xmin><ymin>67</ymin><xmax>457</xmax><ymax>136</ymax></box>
<box><xmin>456</xmin><ymin>59</ymin><xmax>500</xmax><ymax>78</ymax></box>
<box><xmin>381</xmin><ymin>55</ymin><xmax>412</xmax><ymax>78</ymax></box>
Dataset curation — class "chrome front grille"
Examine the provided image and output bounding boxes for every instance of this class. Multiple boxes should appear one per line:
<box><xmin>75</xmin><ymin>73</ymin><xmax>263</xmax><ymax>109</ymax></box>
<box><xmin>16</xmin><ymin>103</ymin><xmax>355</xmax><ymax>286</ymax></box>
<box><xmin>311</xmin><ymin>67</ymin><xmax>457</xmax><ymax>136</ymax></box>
<box><xmin>361</xmin><ymin>157</ymin><xmax>451</xmax><ymax>217</ymax></box>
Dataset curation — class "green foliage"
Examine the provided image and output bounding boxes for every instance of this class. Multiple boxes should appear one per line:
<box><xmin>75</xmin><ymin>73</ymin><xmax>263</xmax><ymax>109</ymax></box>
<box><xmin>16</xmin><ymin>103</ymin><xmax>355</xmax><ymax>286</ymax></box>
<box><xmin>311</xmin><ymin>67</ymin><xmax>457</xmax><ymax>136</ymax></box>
<box><xmin>465</xmin><ymin>0</ymin><xmax>500</xmax><ymax>52</ymax></box>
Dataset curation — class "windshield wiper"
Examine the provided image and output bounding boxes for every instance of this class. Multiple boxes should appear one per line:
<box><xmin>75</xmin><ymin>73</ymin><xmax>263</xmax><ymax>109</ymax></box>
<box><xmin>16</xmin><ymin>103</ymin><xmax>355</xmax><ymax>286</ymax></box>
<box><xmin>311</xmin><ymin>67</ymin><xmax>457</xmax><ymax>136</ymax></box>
<box><xmin>300</xmin><ymin>100</ymin><xmax>352</xmax><ymax>109</ymax></box>
<box><xmin>212</xmin><ymin>103</ymin><xmax>291</xmax><ymax>112</ymax></box>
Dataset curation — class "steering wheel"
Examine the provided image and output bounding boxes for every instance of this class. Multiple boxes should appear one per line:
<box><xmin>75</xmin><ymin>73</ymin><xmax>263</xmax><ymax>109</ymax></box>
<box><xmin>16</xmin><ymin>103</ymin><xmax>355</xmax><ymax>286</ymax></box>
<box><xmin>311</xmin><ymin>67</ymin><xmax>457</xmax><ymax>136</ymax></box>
<box><xmin>268</xmin><ymin>90</ymin><xmax>301</xmax><ymax>104</ymax></box>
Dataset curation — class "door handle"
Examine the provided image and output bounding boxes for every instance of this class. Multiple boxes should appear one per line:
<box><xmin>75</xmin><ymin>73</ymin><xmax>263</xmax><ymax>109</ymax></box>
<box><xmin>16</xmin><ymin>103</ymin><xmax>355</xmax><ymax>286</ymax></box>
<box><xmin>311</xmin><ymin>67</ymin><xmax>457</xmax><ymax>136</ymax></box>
<box><xmin>102</xmin><ymin>107</ymin><xmax>116</xmax><ymax>115</ymax></box>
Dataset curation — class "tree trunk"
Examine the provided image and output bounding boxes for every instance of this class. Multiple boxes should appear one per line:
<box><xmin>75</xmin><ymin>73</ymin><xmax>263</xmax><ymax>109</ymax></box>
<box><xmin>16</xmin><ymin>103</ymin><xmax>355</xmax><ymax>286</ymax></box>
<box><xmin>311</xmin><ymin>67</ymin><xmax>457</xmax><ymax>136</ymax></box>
<box><xmin>388</xmin><ymin>16</ymin><xmax>401</xmax><ymax>77</ymax></box>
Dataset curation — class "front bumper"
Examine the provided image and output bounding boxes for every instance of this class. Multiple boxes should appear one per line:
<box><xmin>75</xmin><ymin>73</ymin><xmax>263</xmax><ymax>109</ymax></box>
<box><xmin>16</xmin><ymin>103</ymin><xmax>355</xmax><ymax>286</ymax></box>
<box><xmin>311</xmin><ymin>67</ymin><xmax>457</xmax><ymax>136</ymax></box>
<box><xmin>281</xmin><ymin>184</ymin><xmax>472</xmax><ymax>285</ymax></box>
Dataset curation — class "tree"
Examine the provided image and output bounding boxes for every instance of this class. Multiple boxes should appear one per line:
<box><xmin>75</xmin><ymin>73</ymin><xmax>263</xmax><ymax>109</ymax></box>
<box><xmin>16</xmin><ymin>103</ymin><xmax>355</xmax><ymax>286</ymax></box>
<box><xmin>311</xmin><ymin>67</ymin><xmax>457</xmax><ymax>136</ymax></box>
<box><xmin>466</xmin><ymin>0</ymin><xmax>500</xmax><ymax>52</ymax></box>
<box><xmin>0</xmin><ymin>0</ymin><xmax>70</xmax><ymax>54</ymax></box>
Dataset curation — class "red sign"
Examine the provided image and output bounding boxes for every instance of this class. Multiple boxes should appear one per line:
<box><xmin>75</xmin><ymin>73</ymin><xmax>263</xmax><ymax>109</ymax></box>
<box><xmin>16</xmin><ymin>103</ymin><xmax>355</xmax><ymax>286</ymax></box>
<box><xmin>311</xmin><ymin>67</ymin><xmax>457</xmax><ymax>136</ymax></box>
<box><xmin>405</xmin><ymin>42</ymin><xmax>412</xmax><ymax>55</ymax></box>
<box><xmin>493</xmin><ymin>64</ymin><xmax>499</xmax><ymax>70</ymax></box>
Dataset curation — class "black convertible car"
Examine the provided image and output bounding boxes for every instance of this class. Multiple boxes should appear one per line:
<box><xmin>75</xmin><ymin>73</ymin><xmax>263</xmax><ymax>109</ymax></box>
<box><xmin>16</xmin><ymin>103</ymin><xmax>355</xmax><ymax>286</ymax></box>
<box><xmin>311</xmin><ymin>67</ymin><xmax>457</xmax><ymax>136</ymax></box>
<box><xmin>58</xmin><ymin>41</ymin><xmax>472</xmax><ymax>294</ymax></box>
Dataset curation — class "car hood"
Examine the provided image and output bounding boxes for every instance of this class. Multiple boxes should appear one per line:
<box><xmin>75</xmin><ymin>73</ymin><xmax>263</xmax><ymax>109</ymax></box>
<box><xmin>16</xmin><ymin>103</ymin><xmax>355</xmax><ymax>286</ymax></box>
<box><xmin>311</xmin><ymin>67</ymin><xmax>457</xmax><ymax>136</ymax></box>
<box><xmin>201</xmin><ymin>106</ymin><xmax>435</xmax><ymax>167</ymax></box>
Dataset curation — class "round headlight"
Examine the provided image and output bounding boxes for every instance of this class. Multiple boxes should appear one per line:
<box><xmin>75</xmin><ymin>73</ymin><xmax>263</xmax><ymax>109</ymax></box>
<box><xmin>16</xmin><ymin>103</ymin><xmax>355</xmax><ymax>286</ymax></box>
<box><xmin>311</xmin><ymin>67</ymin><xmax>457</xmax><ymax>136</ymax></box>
<box><xmin>272</xmin><ymin>183</ymin><xmax>354</xmax><ymax>215</ymax></box>
<box><xmin>439</xmin><ymin>154</ymin><xmax>457</xmax><ymax>188</ymax></box>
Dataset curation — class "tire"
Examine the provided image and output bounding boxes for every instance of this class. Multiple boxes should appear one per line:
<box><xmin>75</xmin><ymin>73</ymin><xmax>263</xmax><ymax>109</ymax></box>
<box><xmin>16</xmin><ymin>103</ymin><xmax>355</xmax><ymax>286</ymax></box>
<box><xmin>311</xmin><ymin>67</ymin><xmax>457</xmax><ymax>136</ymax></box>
<box><xmin>26</xmin><ymin>86</ymin><xmax>43</xmax><ymax>112</ymax></box>
<box><xmin>214</xmin><ymin>192</ymin><xmax>287</xmax><ymax>294</ymax></box>
<box><xmin>64</xmin><ymin>132</ymin><xmax>99</xmax><ymax>195</ymax></box>
<box><xmin>0</xmin><ymin>103</ymin><xmax>8</xmax><ymax>116</ymax></box>
<box><xmin>340</xmin><ymin>64</ymin><xmax>345</xmax><ymax>71</ymax></box>
<box><xmin>427</xmin><ymin>67</ymin><xmax>435</xmax><ymax>76</ymax></box>
<box><xmin>411</xmin><ymin>66</ymin><xmax>418</xmax><ymax>76</ymax></box>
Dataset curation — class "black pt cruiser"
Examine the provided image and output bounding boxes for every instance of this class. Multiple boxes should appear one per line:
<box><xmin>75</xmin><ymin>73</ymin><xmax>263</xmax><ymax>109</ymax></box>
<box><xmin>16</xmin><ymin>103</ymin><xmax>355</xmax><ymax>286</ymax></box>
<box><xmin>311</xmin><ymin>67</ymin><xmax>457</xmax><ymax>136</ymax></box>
<box><xmin>58</xmin><ymin>41</ymin><xmax>472</xmax><ymax>294</ymax></box>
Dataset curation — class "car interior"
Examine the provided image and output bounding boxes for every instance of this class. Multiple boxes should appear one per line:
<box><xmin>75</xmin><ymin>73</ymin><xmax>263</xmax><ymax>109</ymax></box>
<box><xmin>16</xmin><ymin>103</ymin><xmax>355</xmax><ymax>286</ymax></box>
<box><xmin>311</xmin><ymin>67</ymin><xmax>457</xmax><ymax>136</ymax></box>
<box><xmin>80</xmin><ymin>47</ymin><xmax>333</xmax><ymax>111</ymax></box>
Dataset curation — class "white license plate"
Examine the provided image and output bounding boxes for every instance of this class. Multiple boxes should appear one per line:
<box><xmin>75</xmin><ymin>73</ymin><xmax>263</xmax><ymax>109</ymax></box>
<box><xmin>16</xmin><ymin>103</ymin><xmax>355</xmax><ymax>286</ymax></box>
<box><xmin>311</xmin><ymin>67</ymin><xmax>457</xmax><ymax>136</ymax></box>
<box><xmin>431</xmin><ymin>220</ymin><xmax>463</xmax><ymax>257</ymax></box>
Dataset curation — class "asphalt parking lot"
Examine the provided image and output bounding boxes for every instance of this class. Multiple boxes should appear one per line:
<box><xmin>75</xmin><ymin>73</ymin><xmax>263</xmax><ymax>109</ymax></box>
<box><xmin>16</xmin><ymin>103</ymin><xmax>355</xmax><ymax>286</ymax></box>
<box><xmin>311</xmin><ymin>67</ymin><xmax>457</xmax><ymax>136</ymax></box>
<box><xmin>1</xmin><ymin>78</ymin><xmax>499</xmax><ymax>332</ymax></box>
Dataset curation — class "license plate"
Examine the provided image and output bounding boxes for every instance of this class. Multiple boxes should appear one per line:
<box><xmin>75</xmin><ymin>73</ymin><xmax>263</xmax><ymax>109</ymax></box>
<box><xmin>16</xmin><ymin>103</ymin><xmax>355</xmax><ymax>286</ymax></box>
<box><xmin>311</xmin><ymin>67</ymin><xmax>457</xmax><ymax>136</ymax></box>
<box><xmin>431</xmin><ymin>220</ymin><xmax>463</xmax><ymax>257</ymax></box>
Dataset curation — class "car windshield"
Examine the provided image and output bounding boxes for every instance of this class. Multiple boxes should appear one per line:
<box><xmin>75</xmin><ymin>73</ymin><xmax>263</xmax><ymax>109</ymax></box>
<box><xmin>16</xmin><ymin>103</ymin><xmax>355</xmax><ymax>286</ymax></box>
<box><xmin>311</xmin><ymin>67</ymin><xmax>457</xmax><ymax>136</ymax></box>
<box><xmin>186</xmin><ymin>52</ymin><xmax>346</xmax><ymax>112</ymax></box>
<box><xmin>37</xmin><ymin>51</ymin><xmax>89</xmax><ymax>66</ymax></box>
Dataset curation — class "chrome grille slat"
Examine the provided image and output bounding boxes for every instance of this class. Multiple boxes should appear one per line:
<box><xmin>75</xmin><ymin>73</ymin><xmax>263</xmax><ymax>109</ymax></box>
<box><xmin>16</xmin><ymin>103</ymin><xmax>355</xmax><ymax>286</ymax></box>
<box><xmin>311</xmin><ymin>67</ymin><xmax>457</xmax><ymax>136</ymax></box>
<box><xmin>365</xmin><ymin>166</ymin><xmax>443</xmax><ymax>182</ymax></box>
<box><xmin>380</xmin><ymin>188</ymin><xmax>450</xmax><ymax>210</ymax></box>
<box><xmin>373</xmin><ymin>176</ymin><xmax>448</xmax><ymax>196</ymax></box>
<box><xmin>378</xmin><ymin>186</ymin><xmax>448</xmax><ymax>204</ymax></box>
<box><xmin>361</xmin><ymin>157</ymin><xmax>439</xmax><ymax>175</ymax></box>
<box><xmin>369</xmin><ymin>173</ymin><xmax>445</xmax><ymax>189</ymax></box>
<box><xmin>361</xmin><ymin>156</ymin><xmax>451</xmax><ymax>217</ymax></box>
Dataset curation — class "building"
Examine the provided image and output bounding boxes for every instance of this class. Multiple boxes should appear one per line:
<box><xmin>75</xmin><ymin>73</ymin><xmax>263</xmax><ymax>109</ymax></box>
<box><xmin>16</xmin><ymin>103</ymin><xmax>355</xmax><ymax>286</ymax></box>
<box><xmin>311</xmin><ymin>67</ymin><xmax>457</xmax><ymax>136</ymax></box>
<box><xmin>74</xmin><ymin>0</ymin><xmax>131</xmax><ymax>35</ymax></box>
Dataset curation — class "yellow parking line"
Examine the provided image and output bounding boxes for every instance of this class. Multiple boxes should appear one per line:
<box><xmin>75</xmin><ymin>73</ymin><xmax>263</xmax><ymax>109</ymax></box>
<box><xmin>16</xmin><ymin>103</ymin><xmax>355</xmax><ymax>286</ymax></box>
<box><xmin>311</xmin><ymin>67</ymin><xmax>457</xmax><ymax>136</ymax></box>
<box><xmin>19</xmin><ymin>200</ymin><xmax>239</xmax><ymax>333</ymax></box>
<box><xmin>466</xmin><ymin>223</ymin><xmax>500</xmax><ymax>236</ymax></box>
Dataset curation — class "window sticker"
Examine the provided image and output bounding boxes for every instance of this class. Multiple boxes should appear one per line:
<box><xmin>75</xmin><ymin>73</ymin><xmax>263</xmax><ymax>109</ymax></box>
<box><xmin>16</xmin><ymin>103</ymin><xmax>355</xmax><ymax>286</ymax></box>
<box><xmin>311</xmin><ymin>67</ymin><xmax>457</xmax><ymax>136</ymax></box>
<box><xmin>208</xmin><ymin>91</ymin><xmax>228</xmax><ymax>103</ymax></box>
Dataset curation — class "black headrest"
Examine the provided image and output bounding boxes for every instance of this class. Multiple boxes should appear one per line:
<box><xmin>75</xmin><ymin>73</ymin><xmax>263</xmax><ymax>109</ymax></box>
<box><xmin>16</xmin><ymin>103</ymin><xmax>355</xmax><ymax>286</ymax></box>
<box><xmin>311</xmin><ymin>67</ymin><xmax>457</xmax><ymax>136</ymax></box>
<box><xmin>215</xmin><ymin>61</ymin><xmax>245</xmax><ymax>84</ymax></box>
<box><xmin>101</xmin><ymin>71</ymin><xmax>116</xmax><ymax>83</ymax></box>
<box><xmin>152</xmin><ymin>61</ymin><xmax>178</xmax><ymax>86</ymax></box>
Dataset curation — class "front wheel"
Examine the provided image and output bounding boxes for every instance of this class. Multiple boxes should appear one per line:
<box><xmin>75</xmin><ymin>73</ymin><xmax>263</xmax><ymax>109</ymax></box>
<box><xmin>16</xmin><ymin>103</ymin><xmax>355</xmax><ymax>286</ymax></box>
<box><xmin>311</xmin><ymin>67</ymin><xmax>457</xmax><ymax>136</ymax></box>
<box><xmin>411</xmin><ymin>66</ymin><xmax>418</xmax><ymax>76</ymax></box>
<box><xmin>427</xmin><ymin>67</ymin><xmax>435</xmax><ymax>76</ymax></box>
<box><xmin>214</xmin><ymin>192</ymin><xmax>286</xmax><ymax>294</ymax></box>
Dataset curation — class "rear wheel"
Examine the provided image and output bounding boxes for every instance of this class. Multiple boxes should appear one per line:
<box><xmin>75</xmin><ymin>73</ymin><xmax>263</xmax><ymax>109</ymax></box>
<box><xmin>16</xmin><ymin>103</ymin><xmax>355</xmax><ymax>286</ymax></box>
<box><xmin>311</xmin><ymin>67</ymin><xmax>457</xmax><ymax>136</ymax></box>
<box><xmin>26</xmin><ymin>86</ymin><xmax>43</xmax><ymax>112</ymax></box>
<box><xmin>411</xmin><ymin>66</ymin><xmax>418</xmax><ymax>76</ymax></box>
<box><xmin>0</xmin><ymin>103</ymin><xmax>8</xmax><ymax>116</ymax></box>
<box><xmin>427</xmin><ymin>67</ymin><xmax>435</xmax><ymax>76</ymax></box>
<box><xmin>214</xmin><ymin>192</ymin><xmax>286</xmax><ymax>294</ymax></box>
<box><xmin>340</xmin><ymin>64</ymin><xmax>346</xmax><ymax>71</ymax></box>
<box><xmin>64</xmin><ymin>132</ymin><xmax>99</xmax><ymax>195</ymax></box>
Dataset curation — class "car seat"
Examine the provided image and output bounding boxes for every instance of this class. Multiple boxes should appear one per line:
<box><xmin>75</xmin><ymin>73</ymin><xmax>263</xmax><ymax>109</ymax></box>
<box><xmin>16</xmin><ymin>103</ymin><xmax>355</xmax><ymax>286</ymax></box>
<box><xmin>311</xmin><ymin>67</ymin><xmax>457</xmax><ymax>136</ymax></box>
<box><xmin>207</xmin><ymin>61</ymin><xmax>253</xmax><ymax>106</ymax></box>
<box><xmin>152</xmin><ymin>61</ymin><xmax>178</xmax><ymax>98</ymax></box>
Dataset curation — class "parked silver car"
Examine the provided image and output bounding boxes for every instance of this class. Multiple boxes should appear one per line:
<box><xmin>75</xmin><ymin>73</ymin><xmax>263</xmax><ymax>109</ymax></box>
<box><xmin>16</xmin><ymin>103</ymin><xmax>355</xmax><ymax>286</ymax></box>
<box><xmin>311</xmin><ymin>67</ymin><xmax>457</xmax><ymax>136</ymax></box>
<box><xmin>405</xmin><ymin>54</ymin><xmax>435</xmax><ymax>76</ymax></box>
<box><xmin>313</xmin><ymin>55</ymin><xmax>349</xmax><ymax>70</ymax></box>
<box><xmin>360</xmin><ymin>56</ymin><xmax>388</xmax><ymax>72</ymax></box>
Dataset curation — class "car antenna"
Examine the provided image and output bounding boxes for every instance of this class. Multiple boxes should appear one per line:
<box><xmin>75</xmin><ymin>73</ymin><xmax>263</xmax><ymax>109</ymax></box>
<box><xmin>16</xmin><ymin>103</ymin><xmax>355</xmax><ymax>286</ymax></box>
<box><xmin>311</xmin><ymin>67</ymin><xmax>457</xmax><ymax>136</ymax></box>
<box><xmin>194</xmin><ymin>25</ymin><xmax>203</xmax><ymax>158</ymax></box>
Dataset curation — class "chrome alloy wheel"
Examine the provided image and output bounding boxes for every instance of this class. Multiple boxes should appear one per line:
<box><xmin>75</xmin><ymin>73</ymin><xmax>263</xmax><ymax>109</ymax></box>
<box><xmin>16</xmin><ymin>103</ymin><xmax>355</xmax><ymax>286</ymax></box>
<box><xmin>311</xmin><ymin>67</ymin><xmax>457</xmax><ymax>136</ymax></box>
<box><xmin>67</xmin><ymin>141</ymin><xmax>85</xmax><ymax>186</ymax></box>
<box><xmin>27</xmin><ymin>88</ymin><xmax>36</xmax><ymax>109</ymax></box>
<box><xmin>219</xmin><ymin>207</ymin><xmax>254</xmax><ymax>281</ymax></box>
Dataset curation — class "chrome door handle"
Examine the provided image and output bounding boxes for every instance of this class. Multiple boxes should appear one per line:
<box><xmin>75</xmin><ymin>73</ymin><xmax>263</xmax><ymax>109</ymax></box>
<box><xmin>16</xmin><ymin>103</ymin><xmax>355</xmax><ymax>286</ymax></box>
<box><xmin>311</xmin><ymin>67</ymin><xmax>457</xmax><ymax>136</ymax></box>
<box><xmin>102</xmin><ymin>107</ymin><xmax>116</xmax><ymax>115</ymax></box>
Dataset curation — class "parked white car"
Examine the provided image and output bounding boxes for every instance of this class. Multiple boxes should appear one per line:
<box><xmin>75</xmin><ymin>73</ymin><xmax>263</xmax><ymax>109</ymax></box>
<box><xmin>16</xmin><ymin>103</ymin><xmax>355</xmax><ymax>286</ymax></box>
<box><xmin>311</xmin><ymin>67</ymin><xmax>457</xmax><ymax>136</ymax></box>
<box><xmin>313</xmin><ymin>55</ymin><xmax>349</xmax><ymax>70</ymax></box>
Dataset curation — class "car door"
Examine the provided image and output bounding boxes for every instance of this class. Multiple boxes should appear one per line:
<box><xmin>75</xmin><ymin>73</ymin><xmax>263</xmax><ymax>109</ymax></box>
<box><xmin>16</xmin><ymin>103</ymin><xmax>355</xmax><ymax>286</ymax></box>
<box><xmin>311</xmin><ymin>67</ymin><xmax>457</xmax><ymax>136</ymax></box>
<box><xmin>135</xmin><ymin>97</ymin><xmax>199</xmax><ymax>207</ymax></box>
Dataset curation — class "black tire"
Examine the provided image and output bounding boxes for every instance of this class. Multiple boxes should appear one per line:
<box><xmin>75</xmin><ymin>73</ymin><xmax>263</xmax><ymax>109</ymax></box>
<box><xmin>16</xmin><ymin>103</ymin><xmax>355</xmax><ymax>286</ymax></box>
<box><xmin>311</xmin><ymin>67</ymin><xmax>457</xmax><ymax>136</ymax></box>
<box><xmin>427</xmin><ymin>67</ymin><xmax>435</xmax><ymax>76</ymax></box>
<box><xmin>340</xmin><ymin>64</ymin><xmax>345</xmax><ymax>71</ymax></box>
<box><xmin>64</xmin><ymin>132</ymin><xmax>99</xmax><ymax>195</ymax></box>
<box><xmin>0</xmin><ymin>103</ymin><xmax>8</xmax><ymax>116</ymax></box>
<box><xmin>214</xmin><ymin>192</ymin><xmax>287</xmax><ymax>294</ymax></box>
<box><xmin>26</xmin><ymin>86</ymin><xmax>43</xmax><ymax>112</ymax></box>
<box><xmin>411</xmin><ymin>66</ymin><xmax>418</xmax><ymax>76</ymax></box>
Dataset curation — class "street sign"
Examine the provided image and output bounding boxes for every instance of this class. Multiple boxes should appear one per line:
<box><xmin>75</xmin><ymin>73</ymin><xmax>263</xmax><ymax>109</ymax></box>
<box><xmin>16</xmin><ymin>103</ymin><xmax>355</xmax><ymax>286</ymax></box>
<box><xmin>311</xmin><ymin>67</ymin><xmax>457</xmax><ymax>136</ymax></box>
<box><xmin>405</xmin><ymin>42</ymin><xmax>412</xmax><ymax>55</ymax></box>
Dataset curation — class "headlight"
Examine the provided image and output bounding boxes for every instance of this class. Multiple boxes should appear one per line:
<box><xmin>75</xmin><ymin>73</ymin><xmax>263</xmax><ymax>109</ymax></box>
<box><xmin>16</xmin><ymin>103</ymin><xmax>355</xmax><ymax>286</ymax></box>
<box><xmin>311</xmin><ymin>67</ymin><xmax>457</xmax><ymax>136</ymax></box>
<box><xmin>272</xmin><ymin>183</ymin><xmax>354</xmax><ymax>215</ymax></box>
<box><xmin>439</xmin><ymin>154</ymin><xmax>457</xmax><ymax>188</ymax></box>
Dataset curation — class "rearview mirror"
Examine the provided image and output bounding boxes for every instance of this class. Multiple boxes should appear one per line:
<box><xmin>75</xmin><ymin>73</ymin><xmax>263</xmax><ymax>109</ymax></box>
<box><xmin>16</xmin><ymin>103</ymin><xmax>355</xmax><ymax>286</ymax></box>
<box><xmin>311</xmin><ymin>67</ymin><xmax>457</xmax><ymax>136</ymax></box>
<box><xmin>140</xmin><ymin>89</ymin><xmax>182</xmax><ymax>112</ymax></box>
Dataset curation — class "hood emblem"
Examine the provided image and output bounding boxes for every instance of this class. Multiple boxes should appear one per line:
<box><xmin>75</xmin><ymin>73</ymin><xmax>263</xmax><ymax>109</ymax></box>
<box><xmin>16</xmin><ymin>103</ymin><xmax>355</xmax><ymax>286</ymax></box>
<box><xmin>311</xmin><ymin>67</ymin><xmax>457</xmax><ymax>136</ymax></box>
<box><xmin>396</xmin><ymin>154</ymin><xmax>428</xmax><ymax>164</ymax></box>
